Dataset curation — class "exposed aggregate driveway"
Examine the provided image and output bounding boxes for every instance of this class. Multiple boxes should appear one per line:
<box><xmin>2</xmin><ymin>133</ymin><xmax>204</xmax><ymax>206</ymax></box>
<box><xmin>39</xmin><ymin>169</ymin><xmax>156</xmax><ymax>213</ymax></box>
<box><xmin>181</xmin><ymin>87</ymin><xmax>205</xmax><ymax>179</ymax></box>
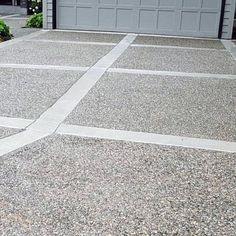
<box><xmin>0</xmin><ymin>29</ymin><xmax>236</xmax><ymax>235</ymax></box>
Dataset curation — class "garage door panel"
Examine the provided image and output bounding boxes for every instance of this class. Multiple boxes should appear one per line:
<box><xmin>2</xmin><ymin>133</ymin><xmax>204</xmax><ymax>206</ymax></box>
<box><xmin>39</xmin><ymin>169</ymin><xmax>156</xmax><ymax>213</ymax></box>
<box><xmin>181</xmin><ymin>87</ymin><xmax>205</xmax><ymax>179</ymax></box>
<box><xmin>57</xmin><ymin>0</ymin><xmax>222</xmax><ymax>38</ymax></box>
<box><xmin>202</xmin><ymin>0</ymin><xmax>221</xmax><ymax>9</ymax></box>
<box><xmin>200</xmin><ymin>12</ymin><xmax>219</xmax><ymax>33</ymax></box>
<box><xmin>98</xmin><ymin>8</ymin><xmax>116</xmax><ymax>28</ymax></box>
<box><xmin>100</xmin><ymin>0</ymin><xmax>116</xmax><ymax>4</ymax></box>
<box><xmin>139</xmin><ymin>10</ymin><xmax>156</xmax><ymax>30</ymax></box>
<box><xmin>58</xmin><ymin>6</ymin><xmax>75</xmax><ymax>27</ymax></box>
<box><xmin>182</xmin><ymin>0</ymin><xmax>201</xmax><ymax>8</ymax></box>
<box><xmin>159</xmin><ymin>0</ymin><xmax>177</xmax><ymax>8</ymax></box>
<box><xmin>76</xmin><ymin>7</ymin><xmax>96</xmax><ymax>27</ymax></box>
<box><xmin>140</xmin><ymin>0</ymin><xmax>158</xmax><ymax>7</ymax></box>
<box><xmin>157</xmin><ymin>10</ymin><xmax>175</xmax><ymax>32</ymax></box>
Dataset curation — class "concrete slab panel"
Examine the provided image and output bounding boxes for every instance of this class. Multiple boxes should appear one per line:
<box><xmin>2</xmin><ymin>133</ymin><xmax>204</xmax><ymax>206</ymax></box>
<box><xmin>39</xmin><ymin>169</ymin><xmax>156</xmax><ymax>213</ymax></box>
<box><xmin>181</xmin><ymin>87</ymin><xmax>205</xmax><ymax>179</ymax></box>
<box><xmin>33</xmin><ymin>31</ymin><xmax>125</xmax><ymax>43</ymax></box>
<box><xmin>0</xmin><ymin>134</ymin><xmax>235</xmax><ymax>235</ymax></box>
<box><xmin>0</xmin><ymin>41</ymin><xmax>113</xmax><ymax>67</ymax></box>
<box><xmin>134</xmin><ymin>36</ymin><xmax>225</xmax><ymax>49</ymax></box>
<box><xmin>0</xmin><ymin>68</ymin><xmax>84</xmax><ymax>119</ymax></box>
<box><xmin>65</xmin><ymin>73</ymin><xmax>236</xmax><ymax>142</ymax></box>
<box><xmin>113</xmin><ymin>47</ymin><xmax>236</xmax><ymax>74</ymax></box>
<box><xmin>0</xmin><ymin>127</ymin><xmax>20</xmax><ymax>139</ymax></box>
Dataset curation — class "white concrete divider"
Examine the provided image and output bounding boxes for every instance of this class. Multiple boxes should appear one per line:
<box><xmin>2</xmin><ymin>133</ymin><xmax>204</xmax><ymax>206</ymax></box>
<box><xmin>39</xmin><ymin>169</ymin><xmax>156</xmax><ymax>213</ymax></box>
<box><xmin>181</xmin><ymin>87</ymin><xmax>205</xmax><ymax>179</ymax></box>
<box><xmin>108</xmin><ymin>68</ymin><xmax>236</xmax><ymax>80</ymax></box>
<box><xmin>0</xmin><ymin>116</ymin><xmax>33</xmax><ymax>129</ymax></box>
<box><xmin>57</xmin><ymin>124</ymin><xmax>236</xmax><ymax>153</ymax></box>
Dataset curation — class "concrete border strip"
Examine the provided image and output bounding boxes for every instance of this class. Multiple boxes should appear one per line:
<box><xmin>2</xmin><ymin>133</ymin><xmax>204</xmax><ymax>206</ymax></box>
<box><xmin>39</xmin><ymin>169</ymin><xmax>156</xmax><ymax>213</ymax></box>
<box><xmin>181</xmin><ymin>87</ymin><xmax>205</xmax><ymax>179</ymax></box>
<box><xmin>53</xmin><ymin>29</ymin><xmax>126</xmax><ymax>35</ymax></box>
<box><xmin>138</xmin><ymin>33</ymin><xmax>220</xmax><ymax>41</ymax></box>
<box><xmin>25</xmin><ymin>39</ymin><xmax>117</xmax><ymax>46</ymax></box>
<box><xmin>131</xmin><ymin>44</ymin><xmax>226</xmax><ymax>51</ymax></box>
<box><xmin>0</xmin><ymin>34</ymin><xmax>137</xmax><ymax>156</ymax></box>
<box><xmin>0</xmin><ymin>63</ymin><xmax>89</xmax><ymax>72</ymax></box>
<box><xmin>0</xmin><ymin>14</ymin><xmax>20</xmax><ymax>19</ymax></box>
<box><xmin>0</xmin><ymin>130</ymin><xmax>50</xmax><ymax>156</ymax></box>
<box><xmin>108</xmin><ymin>68</ymin><xmax>236</xmax><ymax>80</ymax></box>
<box><xmin>0</xmin><ymin>30</ymin><xmax>48</xmax><ymax>49</ymax></box>
<box><xmin>0</xmin><ymin>116</ymin><xmax>33</xmax><ymax>129</ymax></box>
<box><xmin>221</xmin><ymin>40</ymin><xmax>236</xmax><ymax>60</ymax></box>
<box><xmin>57</xmin><ymin>124</ymin><xmax>236</xmax><ymax>153</ymax></box>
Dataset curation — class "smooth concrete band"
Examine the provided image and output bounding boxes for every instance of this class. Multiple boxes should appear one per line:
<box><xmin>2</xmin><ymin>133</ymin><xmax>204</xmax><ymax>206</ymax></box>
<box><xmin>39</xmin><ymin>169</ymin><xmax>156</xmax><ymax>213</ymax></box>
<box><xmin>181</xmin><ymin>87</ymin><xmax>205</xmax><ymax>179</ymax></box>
<box><xmin>108</xmin><ymin>68</ymin><xmax>236</xmax><ymax>80</ymax></box>
<box><xmin>0</xmin><ymin>130</ymin><xmax>50</xmax><ymax>156</ymax></box>
<box><xmin>0</xmin><ymin>63</ymin><xmax>89</xmax><ymax>72</ymax></box>
<box><xmin>0</xmin><ymin>116</ymin><xmax>33</xmax><ymax>129</ymax></box>
<box><xmin>131</xmin><ymin>44</ymin><xmax>226</xmax><ymax>51</ymax></box>
<box><xmin>25</xmin><ymin>39</ymin><xmax>117</xmax><ymax>46</ymax></box>
<box><xmin>57</xmin><ymin>124</ymin><xmax>236</xmax><ymax>153</ymax></box>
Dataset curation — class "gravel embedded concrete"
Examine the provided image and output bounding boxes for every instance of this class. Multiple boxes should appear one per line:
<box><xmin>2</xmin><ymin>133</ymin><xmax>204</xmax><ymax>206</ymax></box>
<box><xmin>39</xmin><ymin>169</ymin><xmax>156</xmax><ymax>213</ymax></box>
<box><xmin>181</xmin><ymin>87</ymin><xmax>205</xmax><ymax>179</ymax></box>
<box><xmin>0</xmin><ymin>41</ymin><xmax>113</xmax><ymax>67</ymax></box>
<box><xmin>0</xmin><ymin>68</ymin><xmax>84</xmax><ymax>119</ymax></box>
<box><xmin>134</xmin><ymin>36</ymin><xmax>225</xmax><ymax>49</ymax></box>
<box><xmin>113</xmin><ymin>47</ymin><xmax>236</xmax><ymax>74</ymax></box>
<box><xmin>0</xmin><ymin>127</ymin><xmax>20</xmax><ymax>139</ymax></box>
<box><xmin>66</xmin><ymin>73</ymin><xmax>236</xmax><ymax>142</ymax></box>
<box><xmin>0</xmin><ymin>134</ymin><xmax>235</xmax><ymax>235</ymax></box>
<box><xmin>33</xmin><ymin>31</ymin><xmax>125</xmax><ymax>43</ymax></box>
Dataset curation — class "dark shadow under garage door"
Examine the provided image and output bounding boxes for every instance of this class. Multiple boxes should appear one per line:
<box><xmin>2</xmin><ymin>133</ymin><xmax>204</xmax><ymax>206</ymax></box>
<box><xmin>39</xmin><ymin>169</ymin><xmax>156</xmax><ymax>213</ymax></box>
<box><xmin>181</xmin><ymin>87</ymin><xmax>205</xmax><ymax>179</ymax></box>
<box><xmin>57</xmin><ymin>0</ymin><xmax>222</xmax><ymax>38</ymax></box>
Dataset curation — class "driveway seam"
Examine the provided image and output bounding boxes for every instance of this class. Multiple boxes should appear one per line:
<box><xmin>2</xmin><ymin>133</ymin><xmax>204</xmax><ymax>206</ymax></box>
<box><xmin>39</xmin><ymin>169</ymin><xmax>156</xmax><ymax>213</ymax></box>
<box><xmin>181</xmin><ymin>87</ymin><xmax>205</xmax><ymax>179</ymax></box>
<box><xmin>0</xmin><ymin>116</ymin><xmax>235</xmax><ymax>153</ymax></box>
<box><xmin>57</xmin><ymin>124</ymin><xmax>236</xmax><ymax>153</ymax></box>
<box><xmin>131</xmin><ymin>44</ymin><xmax>226</xmax><ymax>51</ymax></box>
<box><xmin>24</xmin><ymin>39</ymin><xmax>117</xmax><ymax>46</ymax></box>
<box><xmin>0</xmin><ymin>116</ymin><xmax>33</xmax><ymax>129</ymax></box>
<box><xmin>108</xmin><ymin>68</ymin><xmax>236</xmax><ymax>80</ymax></box>
<box><xmin>0</xmin><ymin>33</ymin><xmax>137</xmax><ymax>156</ymax></box>
<box><xmin>0</xmin><ymin>63</ymin><xmax>89</xmax><ymax>71</ymax></box>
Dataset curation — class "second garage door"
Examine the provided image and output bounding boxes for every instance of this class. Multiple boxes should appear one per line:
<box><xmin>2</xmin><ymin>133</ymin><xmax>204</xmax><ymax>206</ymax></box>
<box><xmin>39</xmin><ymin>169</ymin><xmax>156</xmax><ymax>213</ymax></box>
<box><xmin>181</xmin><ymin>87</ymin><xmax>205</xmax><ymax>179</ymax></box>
<box><xmin>57</xmin><ymin>0</ymin><xmax>222</xmax><ymax>38</ymax></box>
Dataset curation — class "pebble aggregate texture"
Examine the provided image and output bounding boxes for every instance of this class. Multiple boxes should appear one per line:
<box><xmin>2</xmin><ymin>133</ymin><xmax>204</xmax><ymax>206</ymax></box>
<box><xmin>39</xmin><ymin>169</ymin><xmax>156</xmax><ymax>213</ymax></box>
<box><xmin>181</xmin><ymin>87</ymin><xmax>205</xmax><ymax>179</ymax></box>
<box><xmin>113</xmin><ymin>47</ymin><xmax>236</xmax><ymax>74</ymax></box>
<box><xmin>34</xmin><ymin>31</ymin><xmax>126</xmax><ymax>43</ymax></box>
<box><xmin>0</xmin><ymin>135</ymin><xmax>235</xmax><ymax>235</ymax></box>
<box><xmin>66</xmin><ymin>73</ymin><xmax>236</xmax><ymax>142</ymax></box>
<box><xmin>133</xmin><ymin>36</ymin><xmax>226</xmax><ymax>49</ymax></box>
<box><xmin>0</xmin><ymin>68</ymin><xmax>84</xmax><ymax>119</ymax></box>
<box><xmin>0</xmin><ymin>41</ymin><xmax>114</xmax><ymax>67</ymax></box>
<box><xmin>0</xmin><ymin>127</ymin><xmax>20</xmax><ymax>139</ymax></box>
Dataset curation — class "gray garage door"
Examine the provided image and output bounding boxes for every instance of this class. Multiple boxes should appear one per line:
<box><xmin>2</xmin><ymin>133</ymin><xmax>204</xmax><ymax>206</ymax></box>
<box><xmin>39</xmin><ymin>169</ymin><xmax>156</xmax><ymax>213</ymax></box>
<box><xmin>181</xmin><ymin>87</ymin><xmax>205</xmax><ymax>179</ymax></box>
<box><xmin>57</xmin><ymin>0</ymin><xmax>222</xmax><ymax>38</ymax></box>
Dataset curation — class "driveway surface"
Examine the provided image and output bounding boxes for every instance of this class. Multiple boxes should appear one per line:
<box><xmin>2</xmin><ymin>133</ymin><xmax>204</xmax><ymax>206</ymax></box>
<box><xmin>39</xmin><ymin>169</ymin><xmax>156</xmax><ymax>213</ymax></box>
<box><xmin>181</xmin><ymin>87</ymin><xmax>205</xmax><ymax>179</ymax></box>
<box><xmin>0</xmin><ymin>30</ymin><xmax>236</xmax><ymax>235</ymax></box>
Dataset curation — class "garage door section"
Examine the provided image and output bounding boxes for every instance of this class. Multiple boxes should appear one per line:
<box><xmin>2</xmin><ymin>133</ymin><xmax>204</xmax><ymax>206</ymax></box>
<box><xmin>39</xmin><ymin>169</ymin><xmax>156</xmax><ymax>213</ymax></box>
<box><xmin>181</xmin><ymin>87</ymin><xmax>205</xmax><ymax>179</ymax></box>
<box><xmin>57</xmin><ymin>0</ymin><xmax>222</xmax><ymax>38</ymax></box>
